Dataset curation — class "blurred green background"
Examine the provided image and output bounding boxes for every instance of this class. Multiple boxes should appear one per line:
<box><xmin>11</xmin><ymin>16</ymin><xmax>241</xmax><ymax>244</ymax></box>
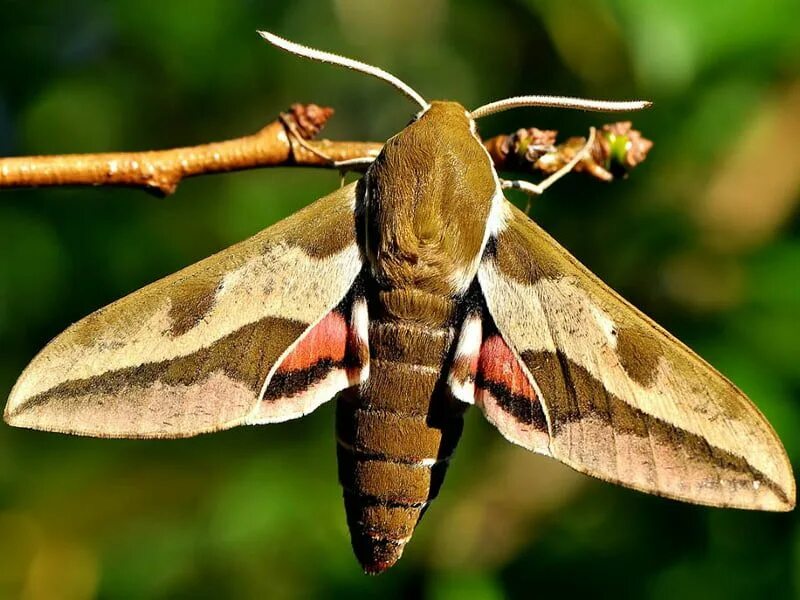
<box><xmin>1</xmin><ymin>0</ymin><xmax>799</xmax><ymax>598</ymax></box>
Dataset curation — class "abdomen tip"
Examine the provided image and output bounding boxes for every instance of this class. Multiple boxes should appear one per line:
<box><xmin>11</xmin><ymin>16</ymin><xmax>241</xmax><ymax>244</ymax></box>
<box><xmin>353</xmin><ymin>535</ymin><xmax>408</xmax><ymax>575</ymax></box>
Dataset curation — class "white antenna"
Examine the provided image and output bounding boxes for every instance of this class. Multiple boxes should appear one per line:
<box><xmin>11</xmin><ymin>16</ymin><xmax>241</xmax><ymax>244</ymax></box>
<box><xmin>258</xmin><ymin>31</ymin><xmax>429</xmax><ymax>111</ymax></box>
<box><xmin>471</xmin><ymin>95</ymin><xmax>652</xmax><ymax>119</ymax></box>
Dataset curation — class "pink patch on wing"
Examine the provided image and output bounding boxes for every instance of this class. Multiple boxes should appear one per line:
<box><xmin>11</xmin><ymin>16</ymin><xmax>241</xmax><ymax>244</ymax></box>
<box><xmin>475</xmin><ymin>333</ymin><xmax>549</xmax><ymax>453</ymax></box>
<box><xmin>477</xmin><ymin>334</ymin><xmax>537</xmax><ymax>402</ymax></box>
<box><xmin>277</xmin><ymin>311</ymin><xmax>349</xmax><ymax>373</ymax></box>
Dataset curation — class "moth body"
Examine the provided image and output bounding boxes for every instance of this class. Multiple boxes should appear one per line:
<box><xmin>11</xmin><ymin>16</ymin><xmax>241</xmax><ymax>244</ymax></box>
<box><xmin>335</xmin><ymin>102</ymin><xmax>496</xmax><ymax>573</ymax></box>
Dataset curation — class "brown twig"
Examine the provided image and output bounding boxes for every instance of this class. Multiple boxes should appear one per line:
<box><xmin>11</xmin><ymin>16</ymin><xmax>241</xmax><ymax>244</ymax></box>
<box><xmin>485</xmin><ymin>121</ymin><xmax>653</xmax><ymax>182</ymax></box>
<box><xmin>0</xmin><ymin>104</ymin><xmax>374</xmax><ymax>196</ymax></box>
<box><xmin>0</xmin><ymin>104</ymin><xmax>651</xmax><ymax>196</ymax></box>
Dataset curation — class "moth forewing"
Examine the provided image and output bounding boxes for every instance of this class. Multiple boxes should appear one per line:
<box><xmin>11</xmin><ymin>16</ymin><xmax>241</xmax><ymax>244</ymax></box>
<box><xmin>476</xmin><ymin>200</ymin><xmax>795</xmax><ymax>511</ymax></box>
<box><xmin>5</xmin><ymin>183</ymin><xmax>364</xmax><ymax>438</ymax></box>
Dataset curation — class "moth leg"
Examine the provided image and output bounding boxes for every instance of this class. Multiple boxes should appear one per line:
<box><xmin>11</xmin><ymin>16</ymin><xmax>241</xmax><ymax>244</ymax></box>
<box><xmin>501</xmin><ymin>127</ymin><xmax>596</xmax><ymax>214</ymax></box>
<box><xmin>279</xmin><ymin>112</ymin><xmax>337</xmax><ymax>165</ymax></box>
<box><xmin>335</xmin><ymin>157</ymin><xmax>377</xmax><ymax>186</ymax></box>
<box><xmin>500</xmin><ymin>179</ymin><xmax>543</xmax><ymax>214</ymax></box>
<box><xmin>283</xmin><ymin>112</ymin><xmax>375</xmax><ymax>186</ymax></box>
<box><xmin>334</xmin><ymin>156</ymin><xmax>376</xmax><ymax>169</ymax></box>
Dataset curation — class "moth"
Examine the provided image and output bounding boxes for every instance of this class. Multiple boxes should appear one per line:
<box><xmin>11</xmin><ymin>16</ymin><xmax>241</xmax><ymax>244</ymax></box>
<box><xmin>5</xmin><ymin>32</ymin><xmax>794</xmax><ymax>574</ymax></box>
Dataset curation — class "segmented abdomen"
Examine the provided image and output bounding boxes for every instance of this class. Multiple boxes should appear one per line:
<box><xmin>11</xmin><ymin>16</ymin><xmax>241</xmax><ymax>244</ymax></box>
<box><xmin>336</xmin><ymin>294</ymin><xmax>465</xmax><ymax>574</ymax></box>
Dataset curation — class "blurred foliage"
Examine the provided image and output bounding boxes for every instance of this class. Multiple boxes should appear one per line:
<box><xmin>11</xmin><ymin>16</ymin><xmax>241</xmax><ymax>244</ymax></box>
<box><xmin>1</xmin><ymin>0</ymin><xmax>799</xmax><ymax>598</ymax></box>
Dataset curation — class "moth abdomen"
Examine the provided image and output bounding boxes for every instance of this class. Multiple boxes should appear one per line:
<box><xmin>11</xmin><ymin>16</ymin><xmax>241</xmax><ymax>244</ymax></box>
<box><xmin>335</xmin><ymin>401</ymin><xmax>463</xmax><ymax>574</ymax></box>
<box><xmin>335</xmin><ymin>315</ymin><xmax>465</xmax><ymax>573</ymax></box>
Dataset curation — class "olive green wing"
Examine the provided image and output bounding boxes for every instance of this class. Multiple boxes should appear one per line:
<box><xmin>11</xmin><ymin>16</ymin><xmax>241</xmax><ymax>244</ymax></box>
<box><xmin>5</xmin><ymin>182</ymin><xmax>366</xmax><ymax>438</ymax></box>
<box><xmin>476</xmin><ymin>199</ymin><xmax>795</xmax><ymax>511</ymax></box>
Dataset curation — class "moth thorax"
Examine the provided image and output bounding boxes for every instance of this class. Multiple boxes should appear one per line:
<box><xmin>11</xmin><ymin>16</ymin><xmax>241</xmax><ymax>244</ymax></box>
<box><xmin>365</xmin><ymin>101</ymin><xmax>498</xmax><ymax>297</ymax></box>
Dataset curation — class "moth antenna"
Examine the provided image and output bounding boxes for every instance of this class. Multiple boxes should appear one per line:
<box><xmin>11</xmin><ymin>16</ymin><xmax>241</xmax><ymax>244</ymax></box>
<box><xmin>471</xmin><ymin>95</ymin><xmax>652</xmax><ymax>119</ymax></box>
<box><xmin>258</xmin><ymin>31</ymin><xmax>429</xmax><ymax>111</ymax></box>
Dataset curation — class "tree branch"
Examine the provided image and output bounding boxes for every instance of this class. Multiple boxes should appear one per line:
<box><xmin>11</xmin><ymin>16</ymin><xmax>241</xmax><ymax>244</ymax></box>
<box><xmin>484</xmin><ymin>121</ymin><xmax>653</xmax><ymax>183</ymax></box>
<box><xmin>0</xmin><ymin>103</ymin><xmax>651</xmax><ymax>197</ymax></box>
